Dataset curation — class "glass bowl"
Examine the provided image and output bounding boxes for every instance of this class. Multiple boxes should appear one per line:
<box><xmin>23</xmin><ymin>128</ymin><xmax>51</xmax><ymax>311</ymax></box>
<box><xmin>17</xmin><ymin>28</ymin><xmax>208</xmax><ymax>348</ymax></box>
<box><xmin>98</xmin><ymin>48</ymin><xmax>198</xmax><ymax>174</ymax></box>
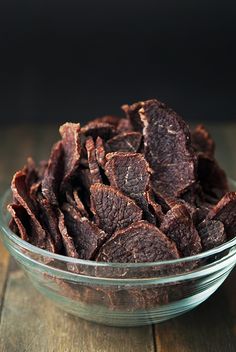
<box><xmin>0</xmin><ymin>189</ymin><xmax>236</xmax><ymax>327</ymax></box>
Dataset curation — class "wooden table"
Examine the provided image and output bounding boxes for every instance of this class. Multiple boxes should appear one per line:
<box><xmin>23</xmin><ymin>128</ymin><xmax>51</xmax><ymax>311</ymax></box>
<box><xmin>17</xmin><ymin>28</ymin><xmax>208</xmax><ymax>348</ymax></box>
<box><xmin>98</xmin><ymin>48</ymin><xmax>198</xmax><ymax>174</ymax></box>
<box><xmin>0</xmin><ymin>123</ymin><xmax>236</xmax><ymax>352</ymax></box>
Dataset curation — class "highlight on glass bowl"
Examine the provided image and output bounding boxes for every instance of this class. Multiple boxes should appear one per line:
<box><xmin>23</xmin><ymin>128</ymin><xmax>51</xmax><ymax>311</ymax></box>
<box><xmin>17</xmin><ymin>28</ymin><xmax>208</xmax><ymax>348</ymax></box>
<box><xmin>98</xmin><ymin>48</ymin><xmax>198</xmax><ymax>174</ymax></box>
<box><xmin>0</xmin><ymin>98</ymin><xmax>236</xmax><ymax>327</ymax></box>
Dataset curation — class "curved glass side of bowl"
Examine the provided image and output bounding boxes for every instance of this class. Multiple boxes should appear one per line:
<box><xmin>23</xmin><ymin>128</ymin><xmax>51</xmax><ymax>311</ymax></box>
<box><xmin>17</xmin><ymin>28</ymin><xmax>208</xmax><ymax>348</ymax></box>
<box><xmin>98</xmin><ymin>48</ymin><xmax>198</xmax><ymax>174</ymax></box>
<box><xmin>0</xmin><ymin>179</ymin><xmax>236</xmax><ymax>326</ymax></box>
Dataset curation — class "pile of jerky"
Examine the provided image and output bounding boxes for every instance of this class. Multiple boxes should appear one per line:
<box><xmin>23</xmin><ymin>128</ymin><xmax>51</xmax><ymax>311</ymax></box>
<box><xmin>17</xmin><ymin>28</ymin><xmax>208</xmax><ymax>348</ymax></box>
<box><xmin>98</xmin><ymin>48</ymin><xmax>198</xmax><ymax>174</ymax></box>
<box><xmin>8</xmin><ymin>99</ymin><xmax>236</xmax><ymax>264</ymax></box>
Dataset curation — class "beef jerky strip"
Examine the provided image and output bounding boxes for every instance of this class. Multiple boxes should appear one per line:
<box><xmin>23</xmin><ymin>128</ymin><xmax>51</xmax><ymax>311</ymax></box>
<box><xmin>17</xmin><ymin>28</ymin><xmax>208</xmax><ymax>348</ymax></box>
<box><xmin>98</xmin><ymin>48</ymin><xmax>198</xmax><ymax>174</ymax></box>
<box><xmin>92</xmin><ymin>115</ymin><xmax>121</xmax><ymax>127</ymax></box>
<box><xmin>117</xmin><ymin>118</ymin><xmax>132</xmax><ymax>133</ymax></box>
<box><xmin>65</xmin><ymin>190</ymin><xmax>88</xmax><ymax>217</ymax></box>
<box><xmin>160</xmin><ymin>204</ymin><xmax>202</xmax><ymax>256</ymax></box>
<box><xmin>23</xmin><ymin>157</ymin><xmax>38</xmax><ymax>189</ymax></box>
<box><xmin>41</xmin><ymin>141</ymin><xmax>64</xmax><ymax>205</ymax></box>
<box><xmin>59</xmin><ymin>122</ymin><xmax>81</xmax><ymax>190</ymax></box>
<box><xmin>81</xmin><ymin>121</ymin><xmax>117</xmax><ymax>140</ymax></box>
<box><xmin>90</xmin><ymin>184</ymin><xmax>142</xmax><ymax>235</ymax></box>
<box><xmin>95</xmin><ymin>136</ymin><xmax>106</xmax><ymax>168</ymax></box>
<box><xmin>146</xmin><ymin>190</ymin><xmax>164</xmax><ymax>225</ymax></box>
<box><xmin>11</xmin><ymin>171</ymin><xmax>56</xmax><ymax>252</ymax></box>
<box><xmin>197</xmin><ymin>153</ymin><xmax>229</xmax><ymax>201</ymax></box>
<box><xmin>62</xmin><ymin>203</ymin><xmax>108</xmax><ymax>260</ymax></box>
<box><xmin>207</xmin><ymin>192</ymin><xmax>236</xmax><ymax>237</ymax></box>
<box><xmin>58</xmin><ymin>210</ymin><xmax>79</xmax><ymax>259</ymax></box>
<box><xmin>7</xmin><ymin>204</ymin><xmax>29</xmax><ymax>241</ymax></box>
<box><xmin>85</xmin><ymin>137</ymin><xmax>102</xmax><ymax>184</ymax></box>
<box><xmin>106</xmin><ymin>132</ymin><xmax>142</xmax><ymax>153</ymax></box>
<box><xmin>139</xmin><ymin>99</ymin><xmax>196</xmax><ymax>197</ymax></box>
<box><xmin>96</xmin><ymin>220</ymin><xmax>180</xmax><ymax>263</ymax></box>
<box><xmin>197</xmin><ymin>220</ymin><xmax>226</xmax><ymax>250</ymax></box>
<box><xmin>105</xmin><ymin>152</ymin><xmax>156</xmax><ymax>224</ymax></box>
<box><xmin>121</xmin><ymin>101</ymin><xmax>144</xmax><ymax>132</ymax></box>
<box><xmin>191</xmin><ymin>124</ymin><xmax>215</xmax><ymax>157</ymax></box>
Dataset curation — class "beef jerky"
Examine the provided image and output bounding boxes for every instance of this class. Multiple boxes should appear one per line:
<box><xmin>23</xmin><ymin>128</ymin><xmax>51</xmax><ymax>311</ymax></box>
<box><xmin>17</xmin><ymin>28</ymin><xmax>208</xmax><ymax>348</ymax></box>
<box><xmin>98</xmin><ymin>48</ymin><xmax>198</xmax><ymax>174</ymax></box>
<box><xmin>62</xmin><ymin>203</ymin><xmax>108</xmax><ymax>259</ymax></box>
<box><xmin>106</xmin><ymin>132</ymin><xmax>142</xmax><ymax>153</ymax></box>
<box><xmin>90</xmin><ymin>184</ymin><xmax>142</xmax><ymax>235</ymax></box>
<box><xmin>95</xmin><ymin>137</ymin><xmax>106</xmax><ymax>168</ymax></box>
<box><xmin>23</xmin><ymin>157</ymin><xmax>38</xmax><ymax>188</ymax></box>
<box><xmin>197</xmin><ymin>220</ymin><xmax>226</xmax><ymax>250</ymax></box>
<box><xmin>197</xmin><ymin>153</ymin><xmax>229</xmax><ymax>200</ymax></box>
<box><xmin>59</xmin><ymin>122</ymin><xmax>81</xmax><ymax>190</ymax></box>
<box><xmin>207</xmin><ymin>192</ymin><xmax>236</xmax><ymax>237</ymax></box>
<box><xmin>92</xmin><ymin>115</ymin><xmax>120</xmax><ymax>127</ymax></box>
<box><xmin>81</xmin><ymin>121</ymin><xmax>116</xmax><ymax>140</ymax></box>
<box><xmin>96</xmin><ymin>220</ymin><xmax>180</xmax><ymax>263</ymax></box>
<box><xmin>11</xmin><ymin>171</ymin><xmax>56</xmax><ymax>252</ymax></box>
<box><xmin>65</xmin><ymin>190</ymin><xmax>88</xmax><ymax>217</ymax></box>
<box><xmin>85</xmin><ymin>137</ymin><xmax>102</xmax><ymax>184</ymax></box>
<box><xmin>146</xmin><ymin>190</ymin><xmax>164</xmax><ymax>225</ymax></box>
<box><xmin>41</xmin><ymin>141</ymin><xmax>64</xmax><ymax>205</ymax></box>
<box><xmin>192</xmin><ymin>124</ymin><xmax>215</xmax><ymax>157</ymax></box>
<box><xmin>121</xmin><ymin>102</ymin><xmax>144</xmax><ymax>132</ymax></box>
<box><xmin>139</xmin><ymin>99</ymin><xmax>196</xmax><ymax>197</ymax></box>
<box><xmin>160</xmin><ymin>204</ymin><xmax>202</xmax><ymax>256</ymax></box>
<box><xmin>117</xmin><ymin>118</ymin><xmax>132</xmax><ymax>133</ymax></box>
<box><xmin>105</xmin><ymin>152</ymin><xmax>155</xmax><ymax>223</ymax></box>
<box><xmin>58</xmin><ymin>210</ymin><xmax>79</xmax><ymax>259</ymax></box>
<box><xmin>7</xmin><ymin>204</ymin><xmax>29</xmax><ymax>241</ymax></box>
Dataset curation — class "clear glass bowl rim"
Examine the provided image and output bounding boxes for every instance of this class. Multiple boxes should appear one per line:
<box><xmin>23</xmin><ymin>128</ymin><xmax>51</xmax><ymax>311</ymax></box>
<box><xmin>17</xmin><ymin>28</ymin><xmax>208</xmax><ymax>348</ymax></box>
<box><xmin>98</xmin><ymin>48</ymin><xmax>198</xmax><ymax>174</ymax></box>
<box><xmin>1</xmin><ymin>186</ymin><xmax>236</xmax><ymax>270</ymax></box>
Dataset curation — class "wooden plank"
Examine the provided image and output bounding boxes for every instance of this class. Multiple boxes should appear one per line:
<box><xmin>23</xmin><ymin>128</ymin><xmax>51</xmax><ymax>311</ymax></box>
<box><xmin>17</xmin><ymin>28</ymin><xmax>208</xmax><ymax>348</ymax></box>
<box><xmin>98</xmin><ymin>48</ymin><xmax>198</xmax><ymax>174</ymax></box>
<box><xmin>154</xmin><ymin>123</ymin><xmax>236</xmax><ymax>352</ymax></box>
<box><xmin>0</xmin><ymin>270</ymin><xmax>154</xmax><ymax>352</ymax></box>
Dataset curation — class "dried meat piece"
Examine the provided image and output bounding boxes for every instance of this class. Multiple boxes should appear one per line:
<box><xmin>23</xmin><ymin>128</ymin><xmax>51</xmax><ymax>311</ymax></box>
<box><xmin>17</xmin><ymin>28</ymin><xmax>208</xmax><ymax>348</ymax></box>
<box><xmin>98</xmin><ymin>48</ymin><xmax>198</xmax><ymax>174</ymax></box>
<box><xmin>85</xmin><ymin>137</ymin><xmax>102</xmax><ymax>184</ymax></box>
<box><xmin>65</xmin><ymin>190</ymin><xmax>88</xmax><ymax>217</ymax></box>
<box><xmin>207</xmin><ymin>192</ymin><xmax>236</xmax><ymax>237</ymax></box>
<box><xmin>96</xmin><ymin>220</ymin><xmax>180</xmax><ymax>263</ymax></box>
<box><xmin>90</xmin><ymin>184</ymin><xmax>142</xmax><ymax>235</ymax></box>
<box><xmin>197</xmin><ymin>220</ymin><xmax>226</xmax><ymax>250</ymax></box>
<box><xmin>58</xmin><ymin>210</ymin><xmax>79</xmax><ymax>259</ymax></box>
<box><xmin>121</xmin><ymin>102</ymin><xmax>144</xmax><ymax>132</ymax></box>
<box><xmin>146</xmin><ymin>190</ymin><xmax>164</xmax><ymax>225</ymax></box>
<box><xmin>105</xmin><ymin>152</ymin><xmax>155</xmax><ymax>223</ymax></box>
<box><xmin>117</xmin><ymin>118</ymin><xmax>132</xmax><ymax>133</ymax></box>
<box><xmin>197</xmin><ymin>153</ymin><xmax>229</xmax><ymax>201</ymax></box>
<box><xmin>95</xmin><ymin>137</ymin><xmax>106</xmax><ymax>168</ymax></box>
<box><xmin>23</xmin><ymin>157</ymin><xmax>38</xmax><ymax>188</ymax></box>
<box><xmin>92</xmin><ymin>115</ymin><xmax>121</xmax><ymax>126</ymax></box>
<box><xmin>41</xmin><ymin>141</ymin><xmax>64</xmax><ymax>205</ymax></box>
<box><xmin>11</xmin><ymin>171</ymin><xmax>56</xmax><ymax>252</ymax></box>
<box><xmin>81</xmin><ymin>121</ymin><xmax>117</xmax><ymax>140</ymax></box>
<box><xmin>139</xmin><ymin>99</ymin><xmax>196</xmax><ymax>197</ymax></box>
<box><xmin>7</xmin><ymin>204</ymin><xmax>29</xmax><ymax>241</ymax></box>
<box><xmin>192</xmin><ymin>124</ymin><xmax>215</xmax><ymax>157</ymax></box>
<box><xmin>59</xmin><ymin>123</ymin><xmax>81</xmax><ymax>190</ymax></box>
<box><xmin>160</xmin><ymin>204</ymin><xmax>202</xmax><ymax>256</ymax></box>
<box><xmin>62</xmin><ymin>203</ymin><xmax>108</xmax><ymax>259</ymax></box>
<box><xmin>106</xmin><ymin>132</ymin><xmax>142</xmax><ymax>153</ymax></box>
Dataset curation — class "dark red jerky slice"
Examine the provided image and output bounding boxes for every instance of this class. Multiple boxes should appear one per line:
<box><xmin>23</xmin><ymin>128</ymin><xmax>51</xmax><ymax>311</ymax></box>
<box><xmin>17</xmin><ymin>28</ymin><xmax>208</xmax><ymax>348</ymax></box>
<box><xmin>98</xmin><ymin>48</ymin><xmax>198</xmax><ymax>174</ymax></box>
<box><xmin>11</xmin><ymin>171</ymin><xmax>56</xmax><ymax>252</ymax></box>
<box><xmin>59</xmin><ymin>123</ymin><xmax>81</xmax><ymax>190</ymax></box>
<box><xmin>7</xmin><ymin>204</ymin><xmax>29</xmax><ymax>241</ymax></box>
<box><xmin>197</xmin><ymin>153</ymin><xmax>229</xmax><ymax>201</ymax></box>
<box><xmin>191</xmin><ymin>124</ymin><xmax>215</xmax><ymax>157</ymax></box>
<box><xmin>65</xmin><ymin>190</ymin><xmax>88</xmax><ymax>217</ymax></box>
<box><xmin>105</xmin><ymin>152</ymin><xmax>155</xmax><ymax>223</ymax></box>
<box><xmin>197</xmin><ymin>220</ymin><xmax>226</xmax><ymax>250</ymax></box>
<box><xmin>106</xmin><ymin>132</ymin><xmax>142</xmax><ymax>153</ymax></box>
<box><xmin>139</xmin><ymin>99</ymin><xmax>196</xmax><ymax>197</ymax></box>
<box><xmin>37</xmin><ymin>196</ymin><xmax>63</xmax><ymax>252</ymax></box>
<box><xmin>207</xmin><ymin>192</ymin><xmax>236</xmax><ymax>237</ymax></box>
<box><xmin>96</xmin><ymin>221</ymin><xmax>180</xmax><ymax>263</ymax></box>
<box><xmin>121</xmin><ymin>102</ymin><xmax>144</xmax><ymax>132</ymax></box>
<box><xmin>92</xmin><ymin>115</ymin><xmax>121</xmax><ymax>127</ymax></box>
<box><xmin>62</xmin><ymin>203</ymin><xmax>108</xmax><ymax>259</ymax></box>
<box><xmin>117</xmin><ymin>118</ymin><xmax>132</xmax><ymax>133</ymax></box>
<box><xmin>41</xmin><ymin>141</ymin><xmax>64</xmax><ymax>205</ymax></box>
<box><xmin>58</xmin><ymin>210</ymin><xmax>79</xmax><ymax>259</ymax></box>
<box><xmin>160</xmin><ymin>204</ymin><xmax>202</xmax><ymax>257</ymax></box>
<box><xmin>81</xmin><ymin>121</ymin><xmax>117</xmax><ymax>140</ymax></box>
<box><xmin>85</xmin><ymin>137</ymin><xmax>102</xmax><ymax>185</ymax></box>
<box><xmin>146</xmin><ymin>190</ymin><xmax>164</xmax><ymax>225</ymax></box>
<box><xmin>95</xmin><ymin>137</ymin><xmax>106</xmax><ymax>168</ymax></box>
<box><xmin>23</xmin><ymin>157</ymin><xmax>38</xmax><ymax>189</ymax></box>
<box><xmin>90</xmin><ymin>184</ymin><xmax>142</xmax><ymax>235</ymax></box>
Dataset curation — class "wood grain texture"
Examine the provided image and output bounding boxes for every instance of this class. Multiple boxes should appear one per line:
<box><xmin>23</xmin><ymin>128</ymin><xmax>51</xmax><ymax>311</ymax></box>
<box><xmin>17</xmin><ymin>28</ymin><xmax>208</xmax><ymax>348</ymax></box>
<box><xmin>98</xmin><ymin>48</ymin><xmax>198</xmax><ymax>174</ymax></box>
<box><xmin>0</xmin><ymin>270</ymin><xmax>154</xmax><ymax>352</ymax></box>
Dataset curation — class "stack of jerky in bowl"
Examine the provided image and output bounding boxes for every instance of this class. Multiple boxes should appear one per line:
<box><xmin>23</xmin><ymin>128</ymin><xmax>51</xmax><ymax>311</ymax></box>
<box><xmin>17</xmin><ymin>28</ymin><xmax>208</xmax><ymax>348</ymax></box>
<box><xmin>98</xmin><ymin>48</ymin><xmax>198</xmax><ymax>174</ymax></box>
<box><xmin>7</xmin><ymin>99</ymin><xmax>236</xmax><ymax>313</ymax></box>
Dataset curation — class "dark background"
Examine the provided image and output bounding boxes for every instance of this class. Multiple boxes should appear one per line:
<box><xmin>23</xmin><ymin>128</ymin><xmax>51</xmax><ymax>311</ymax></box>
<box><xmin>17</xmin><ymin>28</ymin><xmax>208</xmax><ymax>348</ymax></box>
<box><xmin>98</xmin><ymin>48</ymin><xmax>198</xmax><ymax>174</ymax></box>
<box><xmin>1</xmin><ymin>1</ymin><xmax>236</xmax><ymax>124</ymax></box>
